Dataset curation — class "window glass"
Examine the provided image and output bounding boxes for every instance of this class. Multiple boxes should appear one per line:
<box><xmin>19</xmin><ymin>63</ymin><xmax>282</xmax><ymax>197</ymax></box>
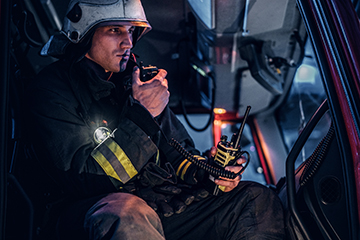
<box><xmin>276</xmin><ymin>40</ymin><xmax>330</xmax><ymax>169</ymax></box>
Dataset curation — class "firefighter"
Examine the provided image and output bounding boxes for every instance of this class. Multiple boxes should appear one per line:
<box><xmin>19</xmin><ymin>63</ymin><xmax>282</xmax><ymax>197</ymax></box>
<box><xmin>24</xmin><ymin>0</ymin><xmax>285</xmax><ymax>239</ymax></box>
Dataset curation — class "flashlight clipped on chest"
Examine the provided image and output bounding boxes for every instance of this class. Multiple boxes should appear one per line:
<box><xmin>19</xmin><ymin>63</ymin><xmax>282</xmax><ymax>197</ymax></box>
<box><xmin>94</xmin><ymin>126</ymin><xmax>111</xmax><ymax>144</ymax></box>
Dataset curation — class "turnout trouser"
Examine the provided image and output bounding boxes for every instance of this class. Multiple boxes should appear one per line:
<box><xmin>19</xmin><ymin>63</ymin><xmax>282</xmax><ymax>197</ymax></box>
<box><xmin>56</xmin><ymin>181</ymin><xmax>285</xmax><ymax>240</ymax></box>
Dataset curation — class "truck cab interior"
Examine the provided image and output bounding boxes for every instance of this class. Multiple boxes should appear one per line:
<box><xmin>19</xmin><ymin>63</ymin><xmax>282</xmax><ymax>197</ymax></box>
<box><xmin>1</xmin><ymin>0</ymin><xmax>359</xmax><ymax>239</ymax></box>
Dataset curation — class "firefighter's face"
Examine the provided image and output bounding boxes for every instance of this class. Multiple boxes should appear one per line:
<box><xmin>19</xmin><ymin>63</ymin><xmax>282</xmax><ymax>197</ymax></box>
<box><xmin>85</xmin><ymin>25</ymin><xmax>134</xmax><ymax>73</ymax></box>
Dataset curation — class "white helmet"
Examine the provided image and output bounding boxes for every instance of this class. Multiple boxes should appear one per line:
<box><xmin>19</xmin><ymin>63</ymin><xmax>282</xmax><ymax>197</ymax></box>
<box><xmin>41</xmin><ymin>0</ymin><xmax>151</xmax><ymax>57</ymax></box>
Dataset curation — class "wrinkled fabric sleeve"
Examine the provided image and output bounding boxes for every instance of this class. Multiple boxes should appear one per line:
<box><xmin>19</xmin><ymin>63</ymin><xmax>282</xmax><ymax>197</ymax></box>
<box><xmin>26</xmin><ymin>67</ymin><xmax>159</xmax><ymax>197</ymax></box>
<box><xmin>155</xmin><ymin>106</ymin><xmax>204</xmax><ymax>185</ymax></box>
<box><xmin>91</xmin><ymin>102</ymin><xmax>159</xmax><ymax>189</ymax></box>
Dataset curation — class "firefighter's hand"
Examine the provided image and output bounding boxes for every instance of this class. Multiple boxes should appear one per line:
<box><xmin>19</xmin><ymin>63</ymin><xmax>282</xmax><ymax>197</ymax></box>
<box><xmin>203</xmin><ymin>146</ymin><xmax>217</xmax><ymax>159</ymax></box>
<box><xmin>176</xmin><ymin>183</ymin><xmax>209</xmax><ymax>205</ymax></box>
<box><xmin>214</xmin><ymin>157</ymin><xmax>246</xmax><ymax>192</ymax></box>
<box><xmin>132</xmin><ymin>67</ymin><xmax>169</xmax><ymax>117</ymax></box>
<box><xmin>137</xmin><ymin>187</ymin><xmax>176</xmax><ymax>217</ymax></box>
<box><xmin>137</xmin><ymin>185</ymin><xmax>189</xmax><ymax>217</ymax></box>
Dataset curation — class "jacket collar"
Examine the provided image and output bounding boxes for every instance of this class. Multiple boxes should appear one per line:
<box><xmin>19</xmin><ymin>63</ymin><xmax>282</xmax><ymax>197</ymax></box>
<box><xmin>77</xmin><ymin>58</ymin><xmax>116</xmax><ymax>101</ymax></box>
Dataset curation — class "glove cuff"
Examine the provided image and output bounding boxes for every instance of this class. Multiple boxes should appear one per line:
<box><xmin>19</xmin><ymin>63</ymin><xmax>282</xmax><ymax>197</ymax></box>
<box><xmin>176</xmin><ymin>156</ymin><xmax>207</xmax><ymax>185</ymax></box>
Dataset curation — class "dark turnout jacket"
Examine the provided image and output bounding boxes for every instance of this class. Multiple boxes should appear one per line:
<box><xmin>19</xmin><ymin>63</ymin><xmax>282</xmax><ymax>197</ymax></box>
<box><xmin>23</xmin><ymin>57</ymin><xmax>286</xmax><ymax>240</ymax></box>
<box><xmin>25</xmin><ymin>57</ymin><xmax>200</xmax><ymax>200</ymax></box>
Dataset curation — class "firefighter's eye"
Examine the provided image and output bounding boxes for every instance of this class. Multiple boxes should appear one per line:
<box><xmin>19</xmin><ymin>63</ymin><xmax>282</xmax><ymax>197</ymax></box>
<box><xmin>109</xmin><ymin>28</ymin><xmax>120</xmax><ymax>33</ymax></box>
<box><xmin>128</xmin><ymin>27</ymin><xmax>135</xmax><ymax>34</ymax></box>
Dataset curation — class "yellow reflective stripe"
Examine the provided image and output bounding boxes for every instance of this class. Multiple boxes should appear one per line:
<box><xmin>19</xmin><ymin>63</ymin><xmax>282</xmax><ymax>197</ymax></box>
<box><xmin>176</xmin><ymin>159</ymin><xmax>188</xmax><ymax>176</ymax></box>
<box><xmin>194</xmin><ymin>155</ymin><xmax>206</xmax><ymax>161</ymax></box>
<box><xmin>176</xmin><ymin>155</ymin><xmax>206</xmax><ymax>181</ymax></box>
<box><xmin>104</xmin><ymin>138</ymin><xmax>138</xmax><ymax>179</ymax></box>
<box><xmin>91</xmin><ymin>149</ymin><xmax>122</xmax><ymax>182</ymax></box>
<box><xmin>176</xmin><ymin>159</ymin><xmax>192</xmax><ymax>181</ymax></box>
<box><xmin>155</xmin><ymin>150</ymin><xmax>160</xmax><ymax>166</ymax></box>
<box><xmin>181</xmin><ymin>161</ymin><xmax>192</xmax><ymax>180</ymax></box>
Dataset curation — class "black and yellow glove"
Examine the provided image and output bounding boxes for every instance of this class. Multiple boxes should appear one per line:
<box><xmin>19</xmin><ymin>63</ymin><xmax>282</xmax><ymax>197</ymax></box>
<box><xmin>174</xmin><ymin>183</ymin><xmax>209</xmax><ymax>205</ymax></box>
<box><xmin>136</xmin><ymin>185</ymin><xmax>179</xmax><ymax>217</ymax></box>
<box><xmin>137</xmin><ymin>162</ymin><xmax>191</xmax><ymax>217</ymax></box>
